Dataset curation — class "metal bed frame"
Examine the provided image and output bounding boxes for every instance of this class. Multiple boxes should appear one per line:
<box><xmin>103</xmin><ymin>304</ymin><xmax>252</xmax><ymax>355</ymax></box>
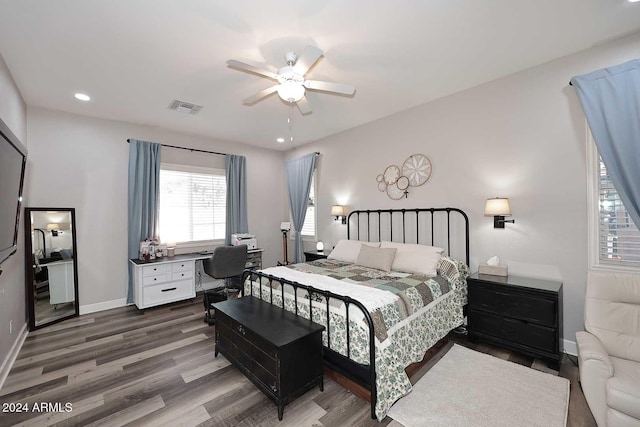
<box><xmin>241</xmin><ymin>207</ymin><xmax>470</xmax><ymax>419</ymax></box>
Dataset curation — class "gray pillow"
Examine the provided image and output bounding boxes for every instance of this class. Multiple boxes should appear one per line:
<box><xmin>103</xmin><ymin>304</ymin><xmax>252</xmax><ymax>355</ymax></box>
<box><xmin>355</xmin><ymin>245</ymin><xmax>397</xmax><ymax>272</ymax></box>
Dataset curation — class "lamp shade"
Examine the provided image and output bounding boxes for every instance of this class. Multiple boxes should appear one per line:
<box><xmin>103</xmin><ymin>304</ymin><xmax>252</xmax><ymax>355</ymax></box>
<box><xmin>331</xmin><ymin>205</ymin><xmax>345</xmax><ymax>216</ymax></box>
<box><xmin>277</xmin><ymin>82</ymin><xmax>305</xmax><ymax>102</ymax></box>
<box><xmin>46</xmin><ymin>223</ymin><xmax>60</xmax><ymax>231</ymax></box>
<box><xmin>485</xmin><ymin>198</ymin><xmax>511</xmax><ymax>216</ymax></box>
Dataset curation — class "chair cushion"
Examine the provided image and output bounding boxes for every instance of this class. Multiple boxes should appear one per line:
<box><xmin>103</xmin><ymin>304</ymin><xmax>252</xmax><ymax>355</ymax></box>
<box><xmin>585</xmin><ymin>271</ymin><xmax>640</xmax><ymax>363</ymax></box>
<box><xmin>608</xmin><ymin>356</ymin><xmax>640</xmax><ymax>420</ymax></box>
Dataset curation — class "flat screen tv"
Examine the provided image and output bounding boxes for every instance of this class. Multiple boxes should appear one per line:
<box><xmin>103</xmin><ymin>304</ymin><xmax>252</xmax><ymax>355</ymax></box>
<box><xmin>0</xmin><ymin>116</ymin><xmax>27</xmax><ymax>266</ymax></box>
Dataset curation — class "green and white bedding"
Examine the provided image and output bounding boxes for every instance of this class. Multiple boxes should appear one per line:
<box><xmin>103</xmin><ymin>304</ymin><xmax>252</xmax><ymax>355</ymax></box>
<box><xmin>244</xmin><ymin>255</ymin><xmax>469</xmax><ymax>420</ymax></box>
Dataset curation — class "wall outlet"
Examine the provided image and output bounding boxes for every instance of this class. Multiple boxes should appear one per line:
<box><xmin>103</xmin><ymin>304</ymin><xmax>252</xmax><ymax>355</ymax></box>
<box><xmin>10</xmin><ymin>320</ymin><xmax>13</xmax><ymax>334</ymax></box>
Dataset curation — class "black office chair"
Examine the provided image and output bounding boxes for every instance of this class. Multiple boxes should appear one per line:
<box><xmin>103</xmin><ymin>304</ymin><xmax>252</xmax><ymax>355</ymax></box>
<box><xmin>202</xmin><ymin>244</ymin><xmax>248</xmax><ymax>324</ymax></box>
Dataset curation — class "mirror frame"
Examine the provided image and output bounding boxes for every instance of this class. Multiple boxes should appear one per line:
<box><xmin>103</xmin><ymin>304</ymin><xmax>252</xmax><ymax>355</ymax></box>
<box><xmin>24</xmin><ymin>207</ymin><xmax>79</xmax><ymax>330</ymax></box>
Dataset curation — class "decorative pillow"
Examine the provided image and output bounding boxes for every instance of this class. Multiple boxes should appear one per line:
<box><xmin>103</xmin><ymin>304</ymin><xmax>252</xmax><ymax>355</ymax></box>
<box><xmin>355</xmin><ymin>245</ymin><xmax>397</xmax><ymax>272</ymax></box>
<box><xmin>328</xmin><ymin>240</ymin><xmax>381</xmax><ymax>263</ymax></box>
<box><xmin>380</xmin><ymin>241</ymin><xmax>444</xmax><ymax>275</ymax></box>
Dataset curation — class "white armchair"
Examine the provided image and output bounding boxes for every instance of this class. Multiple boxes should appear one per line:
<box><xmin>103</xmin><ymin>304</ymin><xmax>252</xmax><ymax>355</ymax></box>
<box><xmin>576</xmin><ymin>270</ymin><xmax>640</xmax><ymax>427</ymax></box>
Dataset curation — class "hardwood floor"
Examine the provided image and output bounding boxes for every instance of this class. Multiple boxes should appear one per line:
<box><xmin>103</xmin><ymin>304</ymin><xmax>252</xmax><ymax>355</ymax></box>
<box><xmin>0</xmin><ymin>296</ymin><xmax>596</xmax><ymax>426</ymax></box>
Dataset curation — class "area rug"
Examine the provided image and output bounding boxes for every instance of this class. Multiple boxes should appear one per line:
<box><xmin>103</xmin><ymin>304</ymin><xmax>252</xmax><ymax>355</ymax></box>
<box><xmin>387</xmin><ymin>344</ymin><xmax>569</xmax><ymax>427</ymax></box>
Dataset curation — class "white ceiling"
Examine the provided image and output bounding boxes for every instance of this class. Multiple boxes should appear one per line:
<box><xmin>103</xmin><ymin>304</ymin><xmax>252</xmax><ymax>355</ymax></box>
<box><xmin>1</xmin><ymin>0</ymin><xmax>640</xmax><ymax>151</ymax></box>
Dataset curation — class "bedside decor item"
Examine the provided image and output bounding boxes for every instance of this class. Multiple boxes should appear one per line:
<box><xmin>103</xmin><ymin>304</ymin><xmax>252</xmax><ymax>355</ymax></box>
<box><xmin>485</xmin><ymin>197</ymin><xmax>515</xmax><ymax>228</ymax></box>
<box><xmin>377</xmin><ymin>153</ymin><xmax>432</xmax><ymax>200</ymax></box>
<box><xmin>316</xmin><ymin>241</ymin><xmax>324</xmax><ymax>252</ymax></box>
<box><xmin>478</xmin><ymin>255</ymin><xmax>508</xmax><ymax>276</ymax></box>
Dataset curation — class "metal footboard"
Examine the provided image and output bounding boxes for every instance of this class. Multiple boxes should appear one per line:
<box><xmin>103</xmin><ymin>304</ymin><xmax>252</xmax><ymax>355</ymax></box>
<box><xmin>240</xmin><ymin>269</ymin><xmax>378</xmax><ymax>419</ymax></box>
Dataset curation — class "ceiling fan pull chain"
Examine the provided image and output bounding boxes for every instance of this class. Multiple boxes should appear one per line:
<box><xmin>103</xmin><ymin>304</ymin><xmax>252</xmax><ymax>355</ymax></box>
<box><xmin>289</xmin><ymin>103</ymin><xmax>294</xmax><ymax>142</ymax></box>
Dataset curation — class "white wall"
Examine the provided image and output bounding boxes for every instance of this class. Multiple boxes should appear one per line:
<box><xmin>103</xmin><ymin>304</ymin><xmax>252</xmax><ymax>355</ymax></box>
<box><xmin>26</xmin><ymin>107</ymin><xmax>285</xmax><ymax>308</ymax></box>
<box><xmin>286</xmin><ymin>32</ymin><xmax>640</xmax><ymax>347</ymax></box>
<box><xmin>0</xmin><ymin>53</ymin><xmax>27</xmax><ymax>376</ymax></box>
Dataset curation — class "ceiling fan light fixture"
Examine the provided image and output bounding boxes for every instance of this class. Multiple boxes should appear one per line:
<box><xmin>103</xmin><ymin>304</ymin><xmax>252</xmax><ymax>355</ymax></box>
<box><xmin>277</xmin><ymin>81</ymin><xmax>305</xmax><ymax>102</ymax></box>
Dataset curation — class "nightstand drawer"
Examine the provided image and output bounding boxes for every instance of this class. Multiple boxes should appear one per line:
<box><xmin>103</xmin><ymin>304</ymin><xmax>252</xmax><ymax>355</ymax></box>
<box><xmin>468</xmin><ymin>285</ymin><xmax>556</xmax><ymax>327</ymax></box>
<box><xmin>469</xmin><ymin>308</ymin><xmax>557</xmax><ymax>354</ymax></box>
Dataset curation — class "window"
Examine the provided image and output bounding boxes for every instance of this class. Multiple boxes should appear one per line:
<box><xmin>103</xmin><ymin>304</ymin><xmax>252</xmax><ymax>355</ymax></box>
<box><xmin>588</xmin><ymin>130</ymin><xmax>640</xmax><ymax>267</ymax></box>
<box><xmin>159</xmin><ymin>164</ymin><xmax>226</xmax><ymax>244</ymax></box>
<box><xmin>299</xmin><ymin>174</ymin><xmax>316</xmax><ymax>238</ymax></box>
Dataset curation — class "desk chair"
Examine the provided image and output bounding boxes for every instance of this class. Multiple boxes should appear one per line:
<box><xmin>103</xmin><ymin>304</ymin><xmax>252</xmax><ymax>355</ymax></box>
<box><xmin>202</xmin><ymin>244</ymin><xmax>248</xmax><ymax>324</ymax></box>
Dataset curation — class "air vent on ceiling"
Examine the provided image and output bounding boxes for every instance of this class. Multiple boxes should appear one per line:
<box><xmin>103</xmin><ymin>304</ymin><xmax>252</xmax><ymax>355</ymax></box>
<box><xmin>168</xmin><ymin>99</ymin><xmax>203</xmax><ymax>114</ymax></box>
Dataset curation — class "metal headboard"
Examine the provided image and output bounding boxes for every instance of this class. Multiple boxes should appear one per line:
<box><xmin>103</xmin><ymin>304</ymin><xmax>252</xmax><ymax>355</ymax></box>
<box><xmin>346</xmin><ymin>207</ymin><xmax>470</xmax><ymax>266</ymax></box>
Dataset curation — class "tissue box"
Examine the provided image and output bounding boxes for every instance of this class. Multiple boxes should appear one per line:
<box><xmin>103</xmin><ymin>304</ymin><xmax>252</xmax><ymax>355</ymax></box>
<box><xmin>478</xmin><ymin>264</ymin><xmax>508</xmax><ymax>277</ymax></box>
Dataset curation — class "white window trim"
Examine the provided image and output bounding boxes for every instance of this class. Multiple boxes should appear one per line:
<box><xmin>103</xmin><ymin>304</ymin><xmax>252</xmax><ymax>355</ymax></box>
<box><xmin>159</xmin><ymin>162</ymin><xmax>226</xmax><ymax>248</ymax></box>
<box><xmin>586</xmin><ymin>125</ymin><xmax>640</xmax><ymax>272</ymax></box>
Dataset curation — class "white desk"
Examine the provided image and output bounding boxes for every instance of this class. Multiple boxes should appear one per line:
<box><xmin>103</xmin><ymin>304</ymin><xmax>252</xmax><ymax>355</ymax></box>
<box><xmin>129</xmin><ymin>249</ymin><xmax>263</xmax><ymax>311</ymax></box>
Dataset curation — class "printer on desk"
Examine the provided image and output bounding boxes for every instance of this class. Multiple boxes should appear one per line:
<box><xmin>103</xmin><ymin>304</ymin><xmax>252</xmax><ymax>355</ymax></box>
<box><xmin>231</xmin><ymin>233</ymin><xmax>257</xmax><ymax>250</ymax></box>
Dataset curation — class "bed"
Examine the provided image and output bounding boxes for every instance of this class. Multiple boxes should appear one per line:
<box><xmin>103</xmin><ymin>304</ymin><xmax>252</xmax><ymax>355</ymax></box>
<box><xmin>241</xmin><ymin>207</ymin><xmax>470</xmax><ymax>420</ymax></box>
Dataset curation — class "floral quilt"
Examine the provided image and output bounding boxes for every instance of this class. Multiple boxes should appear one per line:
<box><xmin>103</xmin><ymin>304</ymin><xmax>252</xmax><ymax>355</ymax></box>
<box><xmin>244</xmin><ymin>255</ymin><xmax>469</xmax><ymax>420</ymax></box>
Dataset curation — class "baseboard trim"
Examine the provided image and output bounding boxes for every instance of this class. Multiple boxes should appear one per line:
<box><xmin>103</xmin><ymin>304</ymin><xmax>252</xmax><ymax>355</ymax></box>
<box><xmin>0</xmin><ymin>322</ymin><xmax>28</xmax><ymax>391</ymax></box>
<box><xmin>79</xmin><ymin>298</ymin><xmax>128</xmax><ymax>315</ymax></box>
<box><xmin>563</xmin><ymin>339</ymin><xmax>577</xmax><ymax>356</ymax></box>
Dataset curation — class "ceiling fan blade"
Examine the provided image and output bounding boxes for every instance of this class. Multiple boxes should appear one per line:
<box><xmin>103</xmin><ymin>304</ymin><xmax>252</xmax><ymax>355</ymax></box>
<box><xmin>297</xmin><ymin>96</ymin><xmax>312</xmax><ymax>115</ymax></box>
<box><xmin>242</xmin><ymin>85</ymin><xmax>279</xmax><ymax>105</ymax></box>
<box><xmin>227</xmin><ymin>60</ymin><xmax>278</xmax><ymax>80</ymax></box>
<box><xmin>304</xmin><ymin>80</ymin><xmax>355</xmax><ymax>95</ymax></box>
<box><xmin>293</xmin><ymin>45</ymin><xmax>323</xmax><ymax>75</ymax></box>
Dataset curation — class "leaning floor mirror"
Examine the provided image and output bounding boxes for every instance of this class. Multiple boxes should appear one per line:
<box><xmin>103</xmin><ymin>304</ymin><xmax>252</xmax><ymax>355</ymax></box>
<box><xmin>24</xmin><ymin>208</ymin><xmax>79</xmax><ymax>330</ymax></box>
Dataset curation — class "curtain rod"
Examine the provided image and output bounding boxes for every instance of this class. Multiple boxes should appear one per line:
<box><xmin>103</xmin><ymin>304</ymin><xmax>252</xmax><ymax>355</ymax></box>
<box><xmin>126</xmin><ymin>139</ymin><xmax>226</xmax><ymax>156</ymax></box>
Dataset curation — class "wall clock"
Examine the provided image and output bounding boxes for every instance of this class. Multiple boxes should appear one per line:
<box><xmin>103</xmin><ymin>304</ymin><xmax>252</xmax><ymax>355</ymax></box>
<box><xmin>402</xmin><ymin>154</ymin><xmax>432</xmax><ymax>187</ymax></box>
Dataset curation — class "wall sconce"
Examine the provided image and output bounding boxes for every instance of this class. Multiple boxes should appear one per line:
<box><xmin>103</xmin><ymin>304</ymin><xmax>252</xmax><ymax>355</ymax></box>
<box><xmin>46</xmin><ymin>223</ymin><xmax>61</xmax><ymax>236</ymax></box>
<box><xmin>331</xmin><ymin>205</ymin><xmax>347</xmax><ymax>224</ymax></box>
<box><xmin>485</xmin><ymin>197</ymin><xmax>515</xmax><ymax>228</ymax></box>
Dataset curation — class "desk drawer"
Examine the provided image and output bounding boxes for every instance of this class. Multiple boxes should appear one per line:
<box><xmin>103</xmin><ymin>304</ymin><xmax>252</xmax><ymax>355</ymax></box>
<box><xmin>142</xmin><ymin>264</ymin><xmax>169</xmax><ymax>276</ymax></box>
<box><xmin>143</xmin><ymin>279</ymin><xmax>194</xmax><ymax>306</ymax></box>
<box><xmin>143</xmin><ymin>273</ymin><xmax>169</xmax><ymax>286</ymax></box>
<box><xmin>172</xmin><ymin>261</ymin><xmax>194</xmax><ymax>272</ymax></box>
<box><xmin>171</xmin><ymin>270</ymin><xmax>193</xmax><ymax>281</ymax></box>
<box><xmin>468</xmin><ymin>285</ymin><xmax>556</xmax><ymax>327</ymax></box>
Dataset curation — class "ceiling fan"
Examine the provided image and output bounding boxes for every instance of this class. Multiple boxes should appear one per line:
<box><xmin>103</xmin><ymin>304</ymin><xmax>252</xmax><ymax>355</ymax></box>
<box><xmin>227</xmin><ymin>45</ymin><xmax>355</xmax><ymax>115</ymax></box>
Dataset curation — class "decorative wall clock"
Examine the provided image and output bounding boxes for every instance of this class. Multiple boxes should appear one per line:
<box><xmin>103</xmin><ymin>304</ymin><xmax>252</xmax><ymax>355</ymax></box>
<box><xmin>402</xmin><ymin>154</ymin><xmax>432</xmax><ymax>187</ymax></box>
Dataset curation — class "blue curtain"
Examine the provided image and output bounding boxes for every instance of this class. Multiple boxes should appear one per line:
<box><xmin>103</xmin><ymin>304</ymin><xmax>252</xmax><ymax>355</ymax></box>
<box><xmin>285</xmin><ymin>153</ymin><xmax>316</xmax><ymax>263</ymax></box>
<box><xmin>225</xmin><ymin>154</ymin><xmax>248</xmax><ymax>245</ymax></box>
<box><xmin>127</xmin><ymin>139</ymin><xmax>161</xmax><ymax>304</ymax></box>
<box><xmin>571</xmin><ymin>59</ymin><xmax>640</xmax><ymax>229</ymax></box>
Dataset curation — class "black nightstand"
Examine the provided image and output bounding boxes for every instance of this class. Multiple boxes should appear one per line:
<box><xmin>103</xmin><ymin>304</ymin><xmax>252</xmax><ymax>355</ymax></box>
<box><xmin>304</xmin><ymin>250</ymin><xmax>329</xmax><ymax>262</ymax></box>
<box><xmin>467</xmin><ymin>272</ymin><xmax>563</xmax><ymax>370</ymax></box>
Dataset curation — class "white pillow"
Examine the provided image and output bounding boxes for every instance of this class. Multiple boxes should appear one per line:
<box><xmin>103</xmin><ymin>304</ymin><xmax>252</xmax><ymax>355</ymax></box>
<box><xmin>380</xmin><ymin>241</ymin><xmax>444</xmax><ymax>276</ymax></box>
<box><xmin>328</xmin><ymin>240</ymin><xmax>381</xmax><ymax>263</ymax></box>
<box><xmin>355</xmin><ymin>245</ymin><xmax>397</xmax><ymax>272</ymax></box>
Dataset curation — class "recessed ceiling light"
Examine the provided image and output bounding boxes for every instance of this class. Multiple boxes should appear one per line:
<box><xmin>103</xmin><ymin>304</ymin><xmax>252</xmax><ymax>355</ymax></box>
<box><xmin>74</xmin><ymin>93</ymin><xmax>91</xmax><ymax>101</ymax></box>
<box><xmin>630</xmin><ymin>0</ymin><xmax>640</xmax><ymax>3</ymax></box>
<box><xmin>276</xmin><ymin>137</ymin><xmax>285</xmax><ymax>143</ymax></box>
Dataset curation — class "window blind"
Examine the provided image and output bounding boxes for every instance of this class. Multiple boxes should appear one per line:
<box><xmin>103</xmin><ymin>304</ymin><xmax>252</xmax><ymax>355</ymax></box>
<box><xmin>598</xmin><ymin>157</ymin><xmax>640</xmax><ymax>264</ymax></box>
<box><xmin>159</xmin><ymin>166</ymin><xmax>226</xmax><ymax>243</ymax></box>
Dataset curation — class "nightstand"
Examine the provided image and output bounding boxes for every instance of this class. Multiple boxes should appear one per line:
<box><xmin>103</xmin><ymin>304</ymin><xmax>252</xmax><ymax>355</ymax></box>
<box><xmin>304</xmin><ymin>250</ymin><xmax>329</xmax><ymax>262</ymax></box>
<box><xmin>467</xmin><ymin>272</ymin><xmax>563</xmax><ymax>370</ymax></box>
